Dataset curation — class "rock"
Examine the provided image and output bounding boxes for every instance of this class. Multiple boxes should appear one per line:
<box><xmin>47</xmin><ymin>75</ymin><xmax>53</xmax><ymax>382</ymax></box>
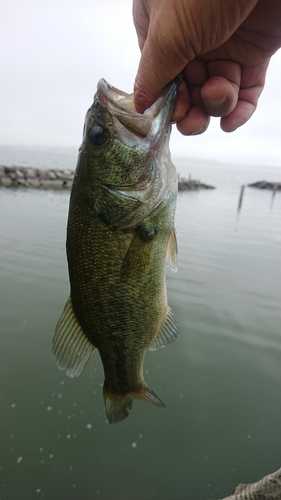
<box><xmin>0</xmin><ymin>166</ymin><xmax>6</xmax><ymax>177</ymax></box>
<box><xmin>56</xmin><ymin>171</ymin><xmax>74</xmax><ymax>181</ymax></box>
<box><xmin>0</xmin><ymin>165</ymin><xmax>76</xmax><ymax>189</ymax></box>
<box><xmin>62</xmin><ymin>169</ymin><xmax>73</xmax><ymax>176</ymax></box>
<box><xmin>15</xmin><ymin>168</ymin><xmax>25</xmax><ymax>178</ymax></box>
<box><xmin>62</xmin><ymin>180</ymin><xmax>73</xmax><ymax>188</ymax></box>
<box><xmin>248</xmin><ymin>180</ymin><xmax>281</xmax><ymax>190</ymax></box>
<box><xmin>0</xmin><ymin>176</ymin><xmax>13</xmax><ymax>186</ymax></box>
<box><xmin>48</xmin><ymin>171</ymin><xmax>57</xmax><ymax>180</ymax></box>
<box><xmin>178</xmin><ymin>176</ymin><xmax>215</xmax><ymax>191</ymax></box>
<box><xmin>16</xmin><ymin>178</ymin><xmax>29</xmax><ymax>187</ymax></box>
<box><xmin>38</xmin><ymin>169</ymin><xmax>50</xmax><ymax>180</ymax></box>
<box><xmin>5</xmin><ymin>168</ymin><xmax>17</xmax><ymax>180</ymax></box>
<box><xmin>27</xmin><ymin>178</ymin><xmax>40</xmax><ymax>187</ymax></box>
<box><xmin>26</xmin><ymin>168</ymin><xmax>38</xmax><ymax>179</ymax></box>
<box><xmin>39</xmin><ymin>179</ymin><xmax>64</xmax><ymax>188</ymax></box>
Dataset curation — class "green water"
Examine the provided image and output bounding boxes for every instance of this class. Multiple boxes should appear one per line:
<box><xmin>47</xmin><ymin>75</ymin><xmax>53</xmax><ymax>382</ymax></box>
<box><xmin>0</xmin><ymin>151</ymin><xmax>281</xmax><ymax>500</ymax></box>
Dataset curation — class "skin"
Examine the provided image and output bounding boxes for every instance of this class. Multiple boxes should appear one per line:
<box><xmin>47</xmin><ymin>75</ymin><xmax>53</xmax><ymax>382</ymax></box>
<box><xmin>133</xmin><ymin>0</ymin><xmax>281</xmax><ymax>135</ymax></box>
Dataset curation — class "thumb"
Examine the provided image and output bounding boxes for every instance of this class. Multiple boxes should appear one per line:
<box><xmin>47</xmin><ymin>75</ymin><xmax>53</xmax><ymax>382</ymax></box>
<box><xmin>134</xmin><ymin>28</ymin><xmax>189</xmax><ymax>113</ymax></box>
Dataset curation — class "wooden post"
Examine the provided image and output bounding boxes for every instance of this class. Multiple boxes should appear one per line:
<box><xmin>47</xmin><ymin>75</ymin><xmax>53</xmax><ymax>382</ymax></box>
<box><xmin>237</xmin><ymin>185</ymin><xmax>245</xmax><ymax>212</ymax></box>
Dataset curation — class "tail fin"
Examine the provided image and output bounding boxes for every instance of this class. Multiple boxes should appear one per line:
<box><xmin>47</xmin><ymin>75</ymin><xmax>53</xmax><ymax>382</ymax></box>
<box><xmin>103</xmin><ymin>386</ymin><xmax>165</xmax><ymax>423</ymax></box>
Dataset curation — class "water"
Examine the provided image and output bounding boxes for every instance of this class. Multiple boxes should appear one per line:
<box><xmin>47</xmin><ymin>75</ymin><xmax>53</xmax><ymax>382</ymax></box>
<box><xmin>0</xmin><ymin>146</ymin><xmax>281</xmax><ymax>500</ymax></box>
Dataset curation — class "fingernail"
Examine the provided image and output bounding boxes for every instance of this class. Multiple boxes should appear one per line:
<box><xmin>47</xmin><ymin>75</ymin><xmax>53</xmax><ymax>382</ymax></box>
<box><xmin>188</xmin><ymin>126</ymin><xmax>207</xmax><ymax>135</ymax></box>
<box><xmin>203</xmin><ymin>96</ymin><xmax>226</xmax><ymax>108</ymax></box>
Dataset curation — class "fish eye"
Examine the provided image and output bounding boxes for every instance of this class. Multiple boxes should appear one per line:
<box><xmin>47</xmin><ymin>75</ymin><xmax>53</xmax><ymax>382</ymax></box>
<box><xmin>88</xmin><ymin>125</ymin><xmax>108</xmax><ymax>147</ymax></box>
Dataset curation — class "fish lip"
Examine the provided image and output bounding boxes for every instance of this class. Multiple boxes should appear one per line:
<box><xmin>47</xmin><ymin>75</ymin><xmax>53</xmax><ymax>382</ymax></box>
<box><xmin>96</xmin><ymin>76</ymin><xmax>182</xmax><ymax>138</ymax></box>
<box><xmin>97</xmin><ymin>79</ymin><xmax>152</xmax><ymax>137</ymax></box>
<box><xmin>97</xmin><ymin>79</ymin><xmax>137</xmax><ymax>114</ymax></box>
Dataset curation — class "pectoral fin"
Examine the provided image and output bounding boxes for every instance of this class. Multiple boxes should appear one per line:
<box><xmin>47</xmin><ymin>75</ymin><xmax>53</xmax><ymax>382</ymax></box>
<box><xmin>149</xmin><ymin>306</ymin><xmax>179</xmax><ymax>350</ymax></box>
<box><xmin>52</xmin><ymin>297</ymin><xmax>95</xmax><ymax>377</ymax></box>
<box><xmin>121</xmin><ymin>223</ymin><xmax>157</xmax><ymax>279</ymax></box>
<box><xmin>166</xmin><ymin>228</ymin><xmax>178</xmax><ymax>272</ymax></box>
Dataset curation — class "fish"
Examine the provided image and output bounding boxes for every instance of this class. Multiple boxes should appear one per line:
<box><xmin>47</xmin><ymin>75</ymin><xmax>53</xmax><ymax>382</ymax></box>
<box><xmin>52</xmin><ymin>76</ymin><xmax>181</xmax><ymax>423</ymax></box>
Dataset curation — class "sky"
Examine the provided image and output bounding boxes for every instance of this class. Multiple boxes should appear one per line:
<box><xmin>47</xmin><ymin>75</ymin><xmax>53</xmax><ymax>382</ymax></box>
<box><xmin>1</xmin><ymin>0</ymin><xmax>281</xmax><ymax>167</ymax></box>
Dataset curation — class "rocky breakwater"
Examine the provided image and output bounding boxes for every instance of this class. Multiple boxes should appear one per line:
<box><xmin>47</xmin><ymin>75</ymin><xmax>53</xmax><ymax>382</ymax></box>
<box><xmin>0</xmin><ymin>166</ymin><xmax>216</xmax><ymax>192</ymax></box>
<box><xmin>248</xmin><ymin>180</ymin><xmax>281</xmax><ymax>191</ymax></box>
<box><xmin>0</xmin><ymin>165</ymin><xmax>74</xmax><ymax>189</ymax></box>
<box><xmin>178</xmin><ymin>175</ymin><xmax>215</xmax><ymax>191</ymax></box>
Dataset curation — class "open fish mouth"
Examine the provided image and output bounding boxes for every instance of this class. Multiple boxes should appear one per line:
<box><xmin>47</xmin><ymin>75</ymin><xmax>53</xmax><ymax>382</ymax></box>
<box><xmin>97</xmin><ymin>77</ymin><xmax>181</xmax><ymax>138</ymax></box>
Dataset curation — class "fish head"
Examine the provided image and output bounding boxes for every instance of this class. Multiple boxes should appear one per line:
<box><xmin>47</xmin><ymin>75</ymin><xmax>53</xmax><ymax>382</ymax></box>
<box><xmin>79</xmin><ymin>76</ymin><xmax>181</xmax><ymax>191</ymax></box>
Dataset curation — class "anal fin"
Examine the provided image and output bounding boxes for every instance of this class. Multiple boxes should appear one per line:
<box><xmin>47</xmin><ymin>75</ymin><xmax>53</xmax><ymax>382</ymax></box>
<box><xmin>52</xmin><ymin>296</ymin><xmax>95</xmax><ymax>378</ymax></box>
<box><xmin>149</xmin><ymin>306</ymin><xmax>179</xmax><ymax>351</ymax></box>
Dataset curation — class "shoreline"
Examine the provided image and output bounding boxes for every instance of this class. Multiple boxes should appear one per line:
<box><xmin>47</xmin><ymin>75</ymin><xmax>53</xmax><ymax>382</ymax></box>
<box><xmin>0</xmin><ymin>165</ymin><xmax>74</xmax><ymax>189</ymax></box>
<box><xmin>0</xmin><ymin>166</ymin><xmax>216</xmax><ymax>191</ymax></box>
<box><xmin>1</xmin><ymin>165</ymin><xmax>280</xmax><ymax>192</ymax></box>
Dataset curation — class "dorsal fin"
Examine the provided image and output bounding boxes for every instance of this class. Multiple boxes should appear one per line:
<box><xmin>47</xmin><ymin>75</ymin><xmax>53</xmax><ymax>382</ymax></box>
<box><xmin>149</xmin><ymin>307</ymin><xmax>179</xmax><ymax>351</ymax></box>
<box><xmin>166</xmin><ymin>228</ymin><xmax>178</xmax><ymax>272</ymax></box>
<box><xmin>52</xmin><ymin>297</ymin><xmax>95</xmax><ymax>378</ymax></box>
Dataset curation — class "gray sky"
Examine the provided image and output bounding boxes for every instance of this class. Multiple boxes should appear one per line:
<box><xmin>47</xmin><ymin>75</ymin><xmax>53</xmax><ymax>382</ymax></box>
<box><xmin>1</xmin><ymin>0</ymin><xmax>281</xmax><ymax>166</ymax></box>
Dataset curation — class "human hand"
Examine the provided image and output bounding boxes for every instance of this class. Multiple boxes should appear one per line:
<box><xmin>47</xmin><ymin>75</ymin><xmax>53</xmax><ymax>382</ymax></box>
<box><xmin>133</xmin><ymin>0</ymin><xmax>281</xmax><ymax>134</ymax></box>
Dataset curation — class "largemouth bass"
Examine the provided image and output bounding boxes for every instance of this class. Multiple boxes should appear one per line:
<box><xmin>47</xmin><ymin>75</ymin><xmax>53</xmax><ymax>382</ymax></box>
<box><xmin>52</xmin><ymin>77</ymin><xmax>181</xmax><ymax>423</ymax></box>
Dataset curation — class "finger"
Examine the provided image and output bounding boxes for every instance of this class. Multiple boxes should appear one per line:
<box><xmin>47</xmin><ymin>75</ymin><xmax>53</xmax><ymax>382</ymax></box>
<box><xmin>171</xmin><ymin>81</ymin><xmax>191</xmax><ymax>123</ymax></box>
<box><xmin>220</xmin><ymin>100</ymin><xmax>255</xmax><ymax>131</ymax></box>
<box><xmin>220</xmin><ymin>84</ymin><xmax>262</xmax><ymax>131</ymax></box>
<box><xmin>221</xmin><ymin>63</ymin><xmax>267</xmax><ymax>131</ymax></box>
<box><xmin>183</xmin><ymin>59</ymin><xmax>209</xmax><ymax>86</ymax></box>
<box><xmin>134</xmin><ymin>4</ymin><xmax>192</xmax><ymax>113</ymax></box>
<box><xmin>201</xmin><ymin>60</ymin><xmax>241</xmax><ymax>117</ymax></box>
<box><xmin>175</xmin><ymin>60</ymin><xmax>210</xmax><ymax>134</ymax></box>
<box><xmin>134</xmin><ymin>40</ymin><xmax>185</xmax><ymax>113</ymax></box>
<box><xmin>132</xmin><ymin>0</ymin><xmax>149</xmax><ymax>50</ymax></box>
<box><xmin>201</xmin><ymin>76</ymin><xmax>238</xmax><ymax>117</ymax></box>
<box><xmin>176</xmin><ymin>106</ymin><xmax>210</xmax><ymax>135</ymax></box>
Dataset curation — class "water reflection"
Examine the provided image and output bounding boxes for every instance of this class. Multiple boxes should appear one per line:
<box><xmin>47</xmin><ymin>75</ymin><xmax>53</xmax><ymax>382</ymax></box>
<box><xmin>0</xmin><ymin>169</ymin><xmax>281</xmax><ymax>499</ymax></box>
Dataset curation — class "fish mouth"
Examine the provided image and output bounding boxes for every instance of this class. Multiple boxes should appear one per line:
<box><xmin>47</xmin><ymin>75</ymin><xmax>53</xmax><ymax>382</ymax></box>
<box><xmin>97</xmin><ymin>76</ymin><xmax>182</xmax><ymax>138</ymax></box>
